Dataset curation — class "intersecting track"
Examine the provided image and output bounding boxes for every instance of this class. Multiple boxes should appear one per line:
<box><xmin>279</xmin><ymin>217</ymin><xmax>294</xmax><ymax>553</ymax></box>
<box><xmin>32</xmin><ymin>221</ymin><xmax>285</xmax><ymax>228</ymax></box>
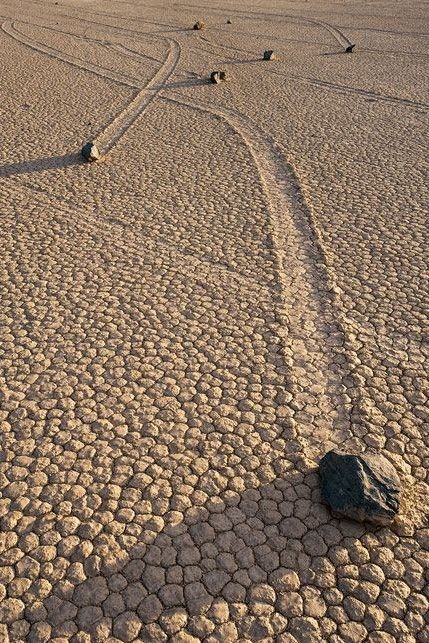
<box><xmin>107</xmin><ymin>41</ymin><xmax>164</xmax><ymax>66</ymax></box>
<box><xmin>94</xmin><ymin>37</ymin><xmax>181</xmax><ymax>152</ymax></box>
<box><xmin>2</xmin><ymin>8</ymin><xmax>370</xmax><ymax>449</ymax></box>
<box><xmin>1</xmin><ymin>18</ymin><xmax>181</xmax><ymax>154</ymax></box>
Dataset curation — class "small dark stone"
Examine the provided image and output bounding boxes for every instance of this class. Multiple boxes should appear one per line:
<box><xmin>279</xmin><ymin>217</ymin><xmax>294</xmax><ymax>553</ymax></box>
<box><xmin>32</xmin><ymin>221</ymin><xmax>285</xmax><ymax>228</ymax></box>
<box><xmin>263</xmin><ymin>50</ymin><xmax>275</xmax><ymax>60</ymax></box>
<box><xmin>319</xmin><ymin>450</ymin><xmax>400</xmax><ymax>525</ymax></box>
<box><xmin>81</xmin><ymin>142</ymin><xmax>100</xmax><ymax>163</ymax></box>
<box><xmin>210</xmin><ymin>71</ymin><xmax>227</xmax><ymax>84</ymax></box>
<box><xmin>345</xmin><ymin>44</ymin><xmax>355</xmax><ymax>53</ymax></box>
<box><xmin>193</xmin><ymin>21</ymin><xmax>205</xmax><ymax>31</ymax></box>
<box><xmin>227</xmin><ymin>19</ymin><xmax>232</xmax><ymax>24</ymax></box>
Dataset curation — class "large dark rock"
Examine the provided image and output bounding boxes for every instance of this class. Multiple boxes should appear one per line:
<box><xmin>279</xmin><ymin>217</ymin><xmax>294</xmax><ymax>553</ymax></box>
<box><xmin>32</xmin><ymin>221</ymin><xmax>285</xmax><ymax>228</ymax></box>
<box><xmin>210</xmin><ymin>71</ymin><xmax>227</xmax><ymax>84</ymax></box>
<box><xmin>263</xmin><ymin>50</ymin><xmax>275</xmax><ymax>60</ymax></box>
<box><xmin>81</xmin><ymin>142</ymin><xmax>100</xmax><ymax>163</ymax></box>
<box><xmin>319</xmin><ymin>450</ymin><xmax>400</xmax><ymax>525</ymax></box>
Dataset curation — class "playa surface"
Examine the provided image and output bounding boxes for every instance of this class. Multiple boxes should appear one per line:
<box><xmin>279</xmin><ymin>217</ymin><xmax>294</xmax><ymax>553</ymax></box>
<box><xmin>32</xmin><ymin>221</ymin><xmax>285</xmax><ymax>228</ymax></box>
<box><xmin>0</xmin><ymin>0</ymin><xmax>428</xmax><ymax>641</ymax></box>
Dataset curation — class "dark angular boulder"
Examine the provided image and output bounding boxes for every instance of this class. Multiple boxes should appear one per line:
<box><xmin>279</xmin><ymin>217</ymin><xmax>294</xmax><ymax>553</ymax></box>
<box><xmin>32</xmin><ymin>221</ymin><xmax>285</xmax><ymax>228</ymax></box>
<box><xmin>81</xmin><ymin>142</ymin><xmax>100</xmax><ymax>162</ymax></box>
<box><xmin>319</xmin><ymin>450</ymin><xmax>400</xmax><ymax>525</ymax></box>
<box><xmin>263</xmin><ymin>50</ymin><xmax>275</xmax><ymax>60</ymax></box>
<box><xmin>210</xmin><ymin>71</ymin><xmax>227</xmax><ymax>84</ymax></box>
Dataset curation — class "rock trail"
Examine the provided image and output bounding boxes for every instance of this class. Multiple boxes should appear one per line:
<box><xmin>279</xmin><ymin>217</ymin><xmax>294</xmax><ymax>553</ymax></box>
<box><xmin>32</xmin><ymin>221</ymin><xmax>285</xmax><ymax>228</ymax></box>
<box><xmin>1</xmin><ymin>20</ymin><xmax>138</xmax><ymax>88</ymax></box>
<box><xmin>163</xmin><ymin>91</ymin><xmax>365</xmax><ymax>453</ymax></box>
<box><xmin>1</xmin><ymin>2</ymin><xmax>428</xmax><ymax>641</ymax></box>
<box><xmin>94</xmin><ymin>38</ymin><xmax>181</xmax><ymax>153</ymax></box>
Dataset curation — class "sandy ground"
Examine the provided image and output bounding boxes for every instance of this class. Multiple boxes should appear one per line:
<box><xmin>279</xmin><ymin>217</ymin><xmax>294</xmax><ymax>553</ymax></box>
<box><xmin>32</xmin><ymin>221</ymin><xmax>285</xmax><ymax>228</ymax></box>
<box><xmin>0</xmin><ymin>0</ymin><xmax>428</xmax><ymax>641</ymax></box>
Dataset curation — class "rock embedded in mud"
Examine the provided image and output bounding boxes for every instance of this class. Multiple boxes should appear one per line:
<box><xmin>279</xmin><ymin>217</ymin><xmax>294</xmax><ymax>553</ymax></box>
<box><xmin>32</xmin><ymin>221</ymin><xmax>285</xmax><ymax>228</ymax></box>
<box><xmin>81</xmin><ymin>142</ymin><xmax>100</xmax><ymax>162</ymax></box>
<box><xmin>263</xmin><ymin>50</ymin><xmax>275</xmax><ymax>60</ymax></box>
<box><xmin>210</xmin><ymin>71</ymin><xmax>227</xmax><ymax>84</ymax></box>
<box><xmin>319</xmin><ymin>450</ymin><xmax>400</xmax><ymax>525</ymax></box>
<box><xmin>193</xmin><ymin>20</ymin><xmax>205</xmax><ymax>30</ymax></box>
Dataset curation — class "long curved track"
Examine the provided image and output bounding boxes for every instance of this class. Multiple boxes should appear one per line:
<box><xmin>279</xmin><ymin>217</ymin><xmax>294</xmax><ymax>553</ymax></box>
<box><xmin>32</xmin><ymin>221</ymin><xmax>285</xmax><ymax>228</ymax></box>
<box><xmin>162</xmin><ymin>91</ymin><xmax>365</xmax><ymax>452</ymax></box>
<box><xmin>2</xmin><ymin>3</ymin><xmax>428</xmax><ymax>642</ymax></box>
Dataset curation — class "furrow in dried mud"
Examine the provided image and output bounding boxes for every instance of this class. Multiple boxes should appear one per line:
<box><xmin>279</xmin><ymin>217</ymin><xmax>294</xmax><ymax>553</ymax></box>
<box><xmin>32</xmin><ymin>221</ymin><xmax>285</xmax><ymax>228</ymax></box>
<box><xmin>163</xmin><ymin>91</ymin><xmax>368</xmax><ymax>455</ymax></box>
<box><xmin>1</xmin><ymin>19</ymin><xmax>138</xmax><ymax>88</ymax></box>
<box><xmin>94</xmin><ymin>38</ymin><xmax>180</xmax><ymax>152</ymax></box>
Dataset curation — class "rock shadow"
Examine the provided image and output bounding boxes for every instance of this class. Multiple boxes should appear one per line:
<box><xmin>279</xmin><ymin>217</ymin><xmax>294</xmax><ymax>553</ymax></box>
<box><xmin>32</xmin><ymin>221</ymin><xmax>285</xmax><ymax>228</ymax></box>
<box><xmin>26</xmin><ymin>460</ymin><xmax>374</xmax><ymax>641</ymax></box>
<box><xmin>225</xmin><ymin>58</ymin><xmax>266</xmax><ymax>65</ymax></box>
<box><xmin>0</xmin><ymin>153</ymin><xmax>82</xmax><ymax>178</ymax></box>
<box><xmin>156</xmin><ymin>77</ymin><xmax>209</xmax><ymax>90</ymax></box>
<box><xmin>321</xmin><ymin>51</ymin><xmax>354</xmax><ymax>57</ymax></box>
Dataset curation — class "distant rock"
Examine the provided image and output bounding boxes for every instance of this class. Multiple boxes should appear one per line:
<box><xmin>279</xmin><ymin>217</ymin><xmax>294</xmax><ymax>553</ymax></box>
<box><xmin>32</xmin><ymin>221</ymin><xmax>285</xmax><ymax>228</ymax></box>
<box><xmin>193</xmin><ymin>21</ymin><xmax>205</xmax><ymax>30</ymax></box>
<box><xmin>81</xmin><ymin>142</ymin><xmax>100</xmax><ymax>163</ymax></box>
<box><xmin>263</xmin><ymin>50</ymin><xmax>275</xmax><ymax>60</ymax></box>
<box><xmin>345</xmin><ymin>44</ymin><xmax>356</xmax><ymax>53</ymax></box>
<box><xmin>319</xmin><ymin>450</ymin><xmax>400</xmax><ymax>525</ymax></box>
<box><xmin>210</xmin><ymin>71</ymin><xmax>227</xmax><ymax>84</ymax></box>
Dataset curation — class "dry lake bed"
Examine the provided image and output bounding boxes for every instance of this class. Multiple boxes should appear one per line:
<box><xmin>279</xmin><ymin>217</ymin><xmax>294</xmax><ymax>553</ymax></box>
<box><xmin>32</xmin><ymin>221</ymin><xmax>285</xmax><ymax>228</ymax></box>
<box><xmin>0</xmin><ymin>0</ymin><xmax>428</xmax><ymax>641</ymax></box>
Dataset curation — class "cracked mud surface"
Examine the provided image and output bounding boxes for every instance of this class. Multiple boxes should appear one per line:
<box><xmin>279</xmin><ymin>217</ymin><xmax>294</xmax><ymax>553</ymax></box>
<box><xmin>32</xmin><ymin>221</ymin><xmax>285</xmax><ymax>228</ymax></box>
<box><xmin>0</xmin><ymin>1</ymin><xmax>428</xmax><ymax>641</ymax></box>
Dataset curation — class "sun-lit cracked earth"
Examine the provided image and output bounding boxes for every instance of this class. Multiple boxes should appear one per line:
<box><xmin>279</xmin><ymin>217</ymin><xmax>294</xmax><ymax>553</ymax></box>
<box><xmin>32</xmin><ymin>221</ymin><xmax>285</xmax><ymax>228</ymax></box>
<box><xmin>0</xmin><ymin>0</ymin><xmax>428</xmax><ymax>642</ymax></box>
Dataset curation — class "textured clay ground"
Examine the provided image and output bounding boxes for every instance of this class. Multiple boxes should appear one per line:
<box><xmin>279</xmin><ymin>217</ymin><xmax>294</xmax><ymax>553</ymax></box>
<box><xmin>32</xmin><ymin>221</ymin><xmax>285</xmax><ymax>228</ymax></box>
<box><xmin>0</xmin><ymin>0</ymin><xmax>428</xmax><ymax>641</ymax></box>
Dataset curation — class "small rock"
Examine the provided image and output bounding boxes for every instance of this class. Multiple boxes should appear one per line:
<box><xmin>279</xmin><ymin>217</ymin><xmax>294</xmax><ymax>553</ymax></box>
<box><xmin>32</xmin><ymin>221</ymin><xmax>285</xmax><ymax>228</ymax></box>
<box><xmin>263</xmin><ymin>50</ymin><xmax>275</xmax><ymax>60</ymax></box>
<box><xmin>81</xmin><ymin>142</ymin><xmax>100</xmax><ymax>162</ymax></box>
<box><xmin>210</xmin><ymin>71</ymin><xmax>227</xmax><ymax>84</ymax></box>
<box><xmin>193</xmin><ymin>21</ymin><xmax>205</xmax><ymax>31</ymax></box>
<box><xmin>227</xmin><ymin>19</ymin><xmax>232</xmax><ymax>24</ymax></box>
<box><xmin>319</xmin><ymin>450</ymin><xmax>400</xmax><ymax>525</ymax></box>
<box><xmin>345</xmin><ymin>44</ymin><xmax>356</xmax><ymax>53</ymax></box>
